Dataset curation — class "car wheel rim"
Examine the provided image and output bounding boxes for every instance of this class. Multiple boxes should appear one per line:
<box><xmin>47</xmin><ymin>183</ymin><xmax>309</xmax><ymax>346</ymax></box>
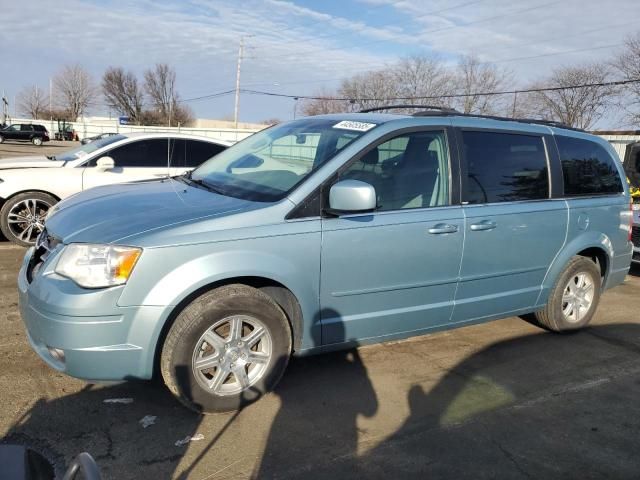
<box><xmin>562</xmin><ymin>272</ymin><xmax>595</xmax><ymax>323</ymax></box>
<box><xmin>191</xmin><ymin>314</ymin><xmax>272</xmax><ymax>396</ymax></box>
<box><xmin>7</xmin><ymin>198</ymin><xmax>51</xmax><ymax>244</ymax></box>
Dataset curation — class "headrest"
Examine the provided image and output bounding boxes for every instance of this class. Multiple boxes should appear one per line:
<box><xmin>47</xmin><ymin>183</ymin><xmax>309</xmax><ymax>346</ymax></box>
<box><xmin>361</xmin><ymin>148</ymin><xmax>379</xmax><ymax>165</ymax></box>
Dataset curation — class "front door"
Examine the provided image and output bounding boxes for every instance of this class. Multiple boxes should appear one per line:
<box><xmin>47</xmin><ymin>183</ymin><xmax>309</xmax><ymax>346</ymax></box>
<box><xmin>82</xmin><ymin>138</ymin><xmax>177</xmax><ymax>190</ymax></box>
<box><xmin>452</xmin><ymin>129</ymin><xmax>567</xmax><ymax>322</ymax></box>
<box><xmin>320</xmin><ymin>129</ymin><xmax>464</xmax><ymax>345</ymax></box>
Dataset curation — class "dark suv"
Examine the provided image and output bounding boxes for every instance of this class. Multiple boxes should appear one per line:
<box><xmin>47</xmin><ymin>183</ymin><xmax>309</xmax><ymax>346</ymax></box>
<box><xmin>0</xmin><ymin>124</ymin><xmax>50</xmax><ymax>146</ymax></box>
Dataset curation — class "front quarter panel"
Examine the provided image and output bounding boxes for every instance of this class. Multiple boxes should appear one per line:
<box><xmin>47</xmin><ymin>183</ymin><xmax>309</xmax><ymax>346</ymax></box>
<box><xmin>118</xmin><ymin>219</ymin><xmax>322</xmax><ymax>350</ymax></box>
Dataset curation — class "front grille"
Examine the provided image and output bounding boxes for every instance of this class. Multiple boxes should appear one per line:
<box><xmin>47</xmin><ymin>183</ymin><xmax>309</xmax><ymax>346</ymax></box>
<box><xmin>27</xmin><ymin>229</ymin><xmax>60</xmax><ymax>283</ymax></box>
<box><xmin>633</xmin><ymin>226</ymin><xmax>640</xmax><ymax>249</ymax></box>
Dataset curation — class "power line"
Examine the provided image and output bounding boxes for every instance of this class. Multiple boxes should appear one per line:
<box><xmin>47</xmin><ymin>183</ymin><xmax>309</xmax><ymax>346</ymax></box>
<box><xmin>239</xmin><ymin>77</ymin><xmax>640</xmax><ymax>102</ymax></box>
<box><xmin>239</xmin><ymin>41</ymin><xmax>624</xmax><ymax>91</ymax></box>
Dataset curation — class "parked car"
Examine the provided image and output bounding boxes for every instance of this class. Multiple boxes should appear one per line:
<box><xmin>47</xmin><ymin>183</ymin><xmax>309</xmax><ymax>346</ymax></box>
<box><xmin>0</xmin><ymin>132</ymin><xmax>231</xmax><ymax>246</ymax></box>
<box><xmin>18</xmin><ymin>110</ymin><xmax>633</xmax><ymax>413</ymax></box>
<box><xmin>81</xmin><ymin>132</ymin><xmax>118</xmax><ymax>145</ymax></box>
<box><xmin>623</xmin><ymin>141</ymin><xmax>640</xmax><ymax>263</ymax></box>
<box><xmin>0</xmin><ymin>123</ymin><xmax>50</xmax><ymax>146</ymax></box>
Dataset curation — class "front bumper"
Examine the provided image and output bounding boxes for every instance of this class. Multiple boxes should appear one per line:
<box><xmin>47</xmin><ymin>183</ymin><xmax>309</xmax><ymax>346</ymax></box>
<box><xmin>18</xmin><ymin>247</ymin><xmax>166</xmax><ymax>381</ymax></box>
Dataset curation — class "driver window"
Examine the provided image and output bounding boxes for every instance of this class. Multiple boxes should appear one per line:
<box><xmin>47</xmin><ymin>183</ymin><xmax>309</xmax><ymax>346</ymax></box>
<box><xmin>341</xmin><ymin>131</ymin><xmax>450</xmax><ymax>211</ymax></box>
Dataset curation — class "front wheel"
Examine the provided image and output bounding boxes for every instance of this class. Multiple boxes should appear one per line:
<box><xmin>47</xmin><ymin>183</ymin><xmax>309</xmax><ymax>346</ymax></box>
<box><xmin>534</xmin><ymin>256</ymin><xmax>602</xmax><ymax>331</ymax></box>
<box><xmin>0</xmin><ymin>192</ymin><xmax>57</xmax><ymax>246</ymax></box>
<box><xmin>160</xmin><ymin>284</ymin><xmax>292</xmax><ymax>413</ymax></box>
<box><xmin>31</xmin><ymin>137</ymin><xmax>43</xmax><ymax>146</ymax></box>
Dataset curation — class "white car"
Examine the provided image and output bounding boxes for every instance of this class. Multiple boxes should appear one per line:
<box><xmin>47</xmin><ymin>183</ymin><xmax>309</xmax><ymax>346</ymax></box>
<box><xmin>0</xmin><ymin>132</ymin><xmax>231</xmax><ymax>246</ymax></box>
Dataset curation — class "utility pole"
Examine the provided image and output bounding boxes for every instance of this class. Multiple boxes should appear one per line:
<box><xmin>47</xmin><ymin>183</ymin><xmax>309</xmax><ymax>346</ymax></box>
<box><xmin>234</xmin><ymin>36</ymin><xmax>245</xmax><ymax>130</ymax></box>
<box><xmin>1</xmin><ymin>90</ymin><xmax>7</xmax><ymax>125</ymax></box>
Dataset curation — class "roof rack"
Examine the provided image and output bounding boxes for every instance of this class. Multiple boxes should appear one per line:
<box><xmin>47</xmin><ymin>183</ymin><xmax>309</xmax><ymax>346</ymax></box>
<box><xmin>359</xmin><ymin>104</ymin><xmax>460</xmax><ymax>114</ymax></box>
<box><xmin>357</xmin><ymin>104</ymin><xmax>582</xmax><ymax>131</ymax></box>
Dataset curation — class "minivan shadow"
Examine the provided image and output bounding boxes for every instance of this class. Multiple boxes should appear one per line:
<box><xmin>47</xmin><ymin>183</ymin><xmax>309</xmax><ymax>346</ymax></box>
<box><xmin>5</xmin><ymin>323</ymin><xmax>640</xmax><ymax>479</ymax></box>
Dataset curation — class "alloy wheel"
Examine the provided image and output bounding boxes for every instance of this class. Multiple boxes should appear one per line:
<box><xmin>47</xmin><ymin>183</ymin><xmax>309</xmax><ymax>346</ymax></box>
<box><xmin>191</xmin><ymin>315</ymin><xmax>272</xmax><ymax>396</ymax></box>
<box><xmin>7</xmin><ymin>198</ymin><xmax>51</xmax><ymax>244</ymax></box>
<box><xmin>561</xmin><ymin>272</ymin><xmax>595</xmax><ymax>323</ymax></box>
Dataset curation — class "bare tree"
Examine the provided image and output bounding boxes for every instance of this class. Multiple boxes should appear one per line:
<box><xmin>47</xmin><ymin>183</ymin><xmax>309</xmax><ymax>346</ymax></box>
<box><xmin>144</xmin><ymin>63</ymin><xmax>186</xmax><ymax>126</ymax></box>
<box><xmin>102</xmin><ymin>67</ymin><xmax>144</xmax><ymax>123</ymax></box>
<box><xmin>300</xmin><ymin>88</ymin><xmax>348</xmax><ymax>116</ymax></box>
<box><xmin>526</xmin><ymin>63</ymin><xmax>617</xmax><ymax>129</ymax></box>
<box><xmin>612</xmin><ymin>32</ymin><xmax>640</xmax><ymax>126</ymax></box>
<box><xmin>392</xmin><ymin>55</ymin><xmax>456</xmax><ymax>108</ymax></box>
<box><xmin>17</xmin><ymin>85</ymin><xmax>48</xmax><ymax>119</ymax></box>
<box><xmin>53</xmin><ymin>64</ymin><xmax>96</xmax><ymax>119</ymax></box>
<box><xmin>453</xmin><ymin>54</ymin><xmax>513</xmax><ymax>115</ymax></box>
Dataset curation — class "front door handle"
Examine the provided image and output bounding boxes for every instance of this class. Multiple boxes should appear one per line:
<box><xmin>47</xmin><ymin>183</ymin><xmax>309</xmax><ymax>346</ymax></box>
<box><xmin>470</xmin><ymin>220</ymin><xmax>497</xmax><ymax>231</ymax></box>
<box><xmin>428</xmin><ymin>223</ymin><xmax>458</xmax><ymax>234</ymax></box>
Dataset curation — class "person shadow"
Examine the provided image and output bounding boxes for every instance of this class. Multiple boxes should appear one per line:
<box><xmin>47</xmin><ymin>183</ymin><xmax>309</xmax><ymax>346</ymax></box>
<box><xmin>252</xmin><ymin>309</ymin><xmax>378</xmax><ymax>479</ymax></box>
<box><xmin>1</xmin><ymin>375</ymin><xmax>203</xmax><ymax>479</ymax></box>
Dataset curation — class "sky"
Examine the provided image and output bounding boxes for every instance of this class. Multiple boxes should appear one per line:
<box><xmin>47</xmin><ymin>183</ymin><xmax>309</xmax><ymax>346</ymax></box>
<box><xmin>1</xmin><ymin>0</ymin><xmax>639</xmax><ymax>126</ymax></box>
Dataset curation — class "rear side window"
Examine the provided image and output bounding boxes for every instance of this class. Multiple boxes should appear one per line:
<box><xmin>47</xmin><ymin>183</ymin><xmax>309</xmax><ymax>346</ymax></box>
<box><xmin>556</xmin><ymin>136</ymin><xmax>623</xmax><ymax>196</ymax></box>
<box><xmin>186</xmin><ymin>140</ymin><xmax>226</xmax><ymax>168</ymax></box>
<box><xmin>107</xmin><ymin>139</ymin><xmax>168</xmax><ymax>167</ymax></box>
<box><xmin>462</xmin><ymin>131</ymin><xmax>549</xmax><ymax>204</ymax></box>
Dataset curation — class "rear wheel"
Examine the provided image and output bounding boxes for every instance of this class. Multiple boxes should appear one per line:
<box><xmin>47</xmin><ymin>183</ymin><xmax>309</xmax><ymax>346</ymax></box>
<box><xmin>534</xmin><ymin>256</ymin><xmax>602</xmax><ymax>331</ymax></box>
<box><xmin>31</xmin><ymin>136</ymin><xmax>43</xmax><ymax>146</ymax></box>
<box><xmin>160</xmin><ymin>284</ymin><xmax>292</xmax><ymax>413</ymax></box>
<box><xmin>0</xmin><ymin>192</ymin><xmax>56</xmax><ymax>246</ymax></box>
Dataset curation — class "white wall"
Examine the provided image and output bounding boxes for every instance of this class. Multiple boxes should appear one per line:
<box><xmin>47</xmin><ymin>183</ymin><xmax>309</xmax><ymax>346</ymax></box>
<box><xmin>597</xmin><ymin>134</ymin><xmax>640</xmax><ymax>161</ymax></box>
<box><xmin>10</xmin><ymin>117</ymin><xmax>264</xmax><ymax>143</ymax></box>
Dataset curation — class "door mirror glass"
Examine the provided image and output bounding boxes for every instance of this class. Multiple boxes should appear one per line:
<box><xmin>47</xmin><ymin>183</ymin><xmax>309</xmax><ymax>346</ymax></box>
<box><xmin>329</xmin><ymin>179</ymin><xmax>376</xmax><ymax>213</ymax></box>
<box><xmin>96</xmin><ymin>156</ymin><xmax>115</xmax><ymax>171</ymax></box>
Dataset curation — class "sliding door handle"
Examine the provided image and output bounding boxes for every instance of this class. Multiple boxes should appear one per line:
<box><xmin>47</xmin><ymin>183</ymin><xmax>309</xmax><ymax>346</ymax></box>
<box><xmin>428</xmin><ymin>223</ymin><xmax>458</xmax><ymax>234</ymax></box>
<box><xmin>470</xmin><ymin>220</ymin><xmax>497</xmax><ymax>231</ymax></box>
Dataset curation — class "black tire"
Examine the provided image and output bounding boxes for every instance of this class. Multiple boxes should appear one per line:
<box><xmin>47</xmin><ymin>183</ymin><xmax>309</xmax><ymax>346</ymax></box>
<box><xmin>160</xmin><ymin>284</ymin><xmax>292</xmax><ymax>413</ymax></box>
<box><xmin>32</xmin><ymin>136</ymin><xmax>43</xmax><ymax>146</ymax></box>
<box><xmin>0</xmin><ymin>191</ymin><xmax>57</xmax><ymax>247</ymax></box>
<box><xmin>534</xmin><ymin>256</ymin><xmax>602</xmax><ymax>332</ymax></box>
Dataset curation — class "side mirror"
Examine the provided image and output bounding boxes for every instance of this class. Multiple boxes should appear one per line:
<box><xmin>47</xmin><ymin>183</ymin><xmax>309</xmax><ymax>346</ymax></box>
<box><xmin>328</xmin><ymin>179</ymin><xmax>377</xmax><ymax>214</ymax></box>
<box><xmin>95</xmin><ymin>156</ymin><xmax>115</xmax><ymax>171</ymax></box>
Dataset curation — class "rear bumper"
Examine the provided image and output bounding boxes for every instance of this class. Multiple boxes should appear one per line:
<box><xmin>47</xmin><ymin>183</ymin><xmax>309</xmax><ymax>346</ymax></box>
<box><xmin>18</xmin><ymin>248</ymin><xmax>167</xmax><ymax>381</ymax></box>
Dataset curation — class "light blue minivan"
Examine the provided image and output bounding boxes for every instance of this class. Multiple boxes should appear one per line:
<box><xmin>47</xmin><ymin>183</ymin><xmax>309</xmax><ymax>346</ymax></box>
<box><xmin>18</xmin><ymin>109</ymin><xmax>634</xmax><ymax>412</ymax></box>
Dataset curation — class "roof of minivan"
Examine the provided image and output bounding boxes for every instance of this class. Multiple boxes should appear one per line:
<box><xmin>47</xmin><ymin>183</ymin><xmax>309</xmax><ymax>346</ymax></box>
<box><xmin>310</xmin><ymin>112</ymin><xmax>594</xmax><ymax>138</ymax></box>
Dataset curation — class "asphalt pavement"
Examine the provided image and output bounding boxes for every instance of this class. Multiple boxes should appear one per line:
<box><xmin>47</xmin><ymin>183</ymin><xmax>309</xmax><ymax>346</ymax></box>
<box><xmin>1</xmin><ymin>242</ymin><xmax>640</xmax><ymax>479</ymax></box>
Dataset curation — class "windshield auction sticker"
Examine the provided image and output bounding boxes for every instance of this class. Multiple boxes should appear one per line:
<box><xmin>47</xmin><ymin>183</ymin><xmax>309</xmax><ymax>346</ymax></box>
<box><xmin>332</xmin><ymin>121</ymin><xmax>377</xmax><ymax>132</ymax></box>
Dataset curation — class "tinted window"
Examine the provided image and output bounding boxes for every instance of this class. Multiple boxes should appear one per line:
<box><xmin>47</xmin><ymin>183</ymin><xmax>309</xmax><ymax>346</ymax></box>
<box><xmin>107</xmin><ymin>139</ymin><xmax>169</xmax><ymax>167</ymax></box>
<box><xmin>462</xmin><ymin>131</ymin><xmax>548</xmax><ymax>204</ymax></box>
<box><xmin>557</xmin><ymin>136</ymin><xmax>623</xmax><ymax>196</ymax></box>
<box><xmin>341</xmin><ymin>131</ymin><xmax>450</xmax><ymax>211</ymax></box>
<box><xmin>185</xmin><ymin>140</ymin><xmax>226</xmax><ymax>168</ymax></box>
<box><xmin>20</xmin><ymin>125</ymin><xmax>33</xmax><ymax>132</ymax></box>
<box><xmin>33</xmin><ymin>125</ymin><xmax>46</xmax><ymax>132</ymax></box>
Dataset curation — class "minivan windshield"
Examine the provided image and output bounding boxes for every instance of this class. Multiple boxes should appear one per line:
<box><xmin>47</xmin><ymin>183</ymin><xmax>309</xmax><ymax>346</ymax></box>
<box><xmin>54</xmin><ymin>134</ymin><xmax>126</xmax><ymax>162</ymax></box>
<box><xmin>190</xmin><ymin>118</ymin><xmax>376</xmax><ymax>201</ymax></box>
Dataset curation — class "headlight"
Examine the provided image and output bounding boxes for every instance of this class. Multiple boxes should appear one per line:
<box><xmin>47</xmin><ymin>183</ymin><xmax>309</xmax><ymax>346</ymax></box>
<box><xmin>55</xmin><ymin>244</ymin><xmax>142</xmax><ymax>288</ymax></box>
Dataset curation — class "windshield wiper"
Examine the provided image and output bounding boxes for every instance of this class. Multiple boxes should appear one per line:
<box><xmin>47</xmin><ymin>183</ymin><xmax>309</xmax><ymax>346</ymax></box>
<box><xmin>177</xmin><ymin>173</ymin><xmax>227</xmax><ymax>196</ymax></box>
<box><xmin>191</xmin><ymin>178</ymin><xmax>228</xmax><ymax>196</ymax></box>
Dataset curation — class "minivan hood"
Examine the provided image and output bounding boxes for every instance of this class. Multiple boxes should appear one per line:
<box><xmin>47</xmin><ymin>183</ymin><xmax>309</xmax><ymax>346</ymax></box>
<box><xmin>45</xmin><ymin>179</ymin><xmax>263</xmax><ymax>244</ymax></box>
<box><xmin>0</xmin><ymin>156</ymin><xmax>64</xmax><ymax>170</ymax></box>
